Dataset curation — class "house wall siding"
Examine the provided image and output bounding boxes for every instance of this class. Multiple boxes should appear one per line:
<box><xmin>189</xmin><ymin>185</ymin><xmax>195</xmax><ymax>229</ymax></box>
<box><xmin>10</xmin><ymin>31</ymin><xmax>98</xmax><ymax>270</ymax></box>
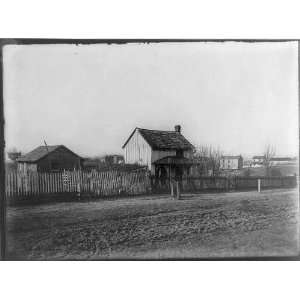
<box><xmin>124</xmin><ymin>130</ymin><xmax>152</xmax><ymax>170</ymax></box>
<box><xmin>37</xmin><ymin>148</ymin><xmax>81</xmax><ymax>172</ymax></box>
<box><xmin>18</xmin><ymin>162</ymin><xmax>37</xmax><ymax>173</ymax></box>
<box><xmin>220</xmin><ymin>157</ymin><xmax>243</xmax><ymax>170</ymax></box>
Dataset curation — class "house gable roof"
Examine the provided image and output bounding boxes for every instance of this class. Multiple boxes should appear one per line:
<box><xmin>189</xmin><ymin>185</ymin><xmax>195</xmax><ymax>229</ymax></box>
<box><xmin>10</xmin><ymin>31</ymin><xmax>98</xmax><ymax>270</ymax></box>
<box><xmin>122</xmin><ymin>127</ymin><xmax>194</xmax><ymax>151</ymax></box>
<box><xmin>17</xmin><ymin>145</ymin><xmax>81</xmax><ymax>163</ymax></box>
<box><xmin>270</xmin><ymin>157</ymin><xmax>292</xmax><ymax>161</ymax></box>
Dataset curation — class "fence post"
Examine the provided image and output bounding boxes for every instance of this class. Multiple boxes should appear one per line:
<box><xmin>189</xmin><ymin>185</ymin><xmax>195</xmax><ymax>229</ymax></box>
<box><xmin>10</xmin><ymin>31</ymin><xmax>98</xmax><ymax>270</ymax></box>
<box><xmin>170</xmin><ymin>180</ymin><xmax>174</xmax><ymax>197</ymax></box>
<box><xmin>258</xmin><ymin>179</ymin><xmax>261</xmax><ymax>193</ymax></box>
<box><xmin>176</xmin><ymin>181</ymin><xmax>181</xmax><ymax>200</ymax></box>
<box><xmin>77</xmin><ymin>170</ymin><xmax>81</xmax><ymax>200</ymax></box>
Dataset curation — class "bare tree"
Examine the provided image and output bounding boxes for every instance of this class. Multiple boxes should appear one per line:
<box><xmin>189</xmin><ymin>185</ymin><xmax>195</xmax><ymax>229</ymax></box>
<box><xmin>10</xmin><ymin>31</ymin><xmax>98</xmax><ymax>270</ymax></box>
<box><xmin>193</xmin><ymin>146</ymin><xmax>209</xmax><ymax>176</ymax></box>
<box><xmin>263</xmin><ymin>144</ymin><xmax>276</xmax><ymax>176</ymax></box>
<box><xmin>193</xmin><ymin>145</ymin><xmax>223</xmax><ymax>176</ymax></box>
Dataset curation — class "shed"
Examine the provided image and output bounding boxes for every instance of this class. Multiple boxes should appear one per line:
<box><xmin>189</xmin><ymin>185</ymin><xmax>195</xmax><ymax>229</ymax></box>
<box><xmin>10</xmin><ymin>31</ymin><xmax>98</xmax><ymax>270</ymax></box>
<box><xmin>17</xmin><ymin>145</ymin><xmax>82</xmax><ymax>173</ymax></box>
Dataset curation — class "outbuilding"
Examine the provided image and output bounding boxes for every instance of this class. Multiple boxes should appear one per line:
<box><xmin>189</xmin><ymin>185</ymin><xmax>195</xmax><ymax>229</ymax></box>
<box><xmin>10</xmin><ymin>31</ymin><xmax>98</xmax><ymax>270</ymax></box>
<box><xmin>17</xmin><ymin>145</ymin><xmax>82</xmax><ymax>173</ymax></box>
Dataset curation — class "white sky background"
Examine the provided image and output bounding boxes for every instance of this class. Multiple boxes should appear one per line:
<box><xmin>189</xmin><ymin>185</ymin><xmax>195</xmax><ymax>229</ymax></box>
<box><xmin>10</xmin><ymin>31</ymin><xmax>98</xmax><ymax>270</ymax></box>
<box><xmin>3</xmin><ymin>42</ymin><xmax>299</xmax><ymax>158</ymax></box>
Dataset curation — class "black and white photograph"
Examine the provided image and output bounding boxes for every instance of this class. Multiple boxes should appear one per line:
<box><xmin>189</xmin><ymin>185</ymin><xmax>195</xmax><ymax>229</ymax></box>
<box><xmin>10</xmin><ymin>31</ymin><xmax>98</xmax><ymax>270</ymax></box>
<box><xmin>1</xmin><ymin>40</ymin><xmax>299</xmax><ymax>260</ymax></box>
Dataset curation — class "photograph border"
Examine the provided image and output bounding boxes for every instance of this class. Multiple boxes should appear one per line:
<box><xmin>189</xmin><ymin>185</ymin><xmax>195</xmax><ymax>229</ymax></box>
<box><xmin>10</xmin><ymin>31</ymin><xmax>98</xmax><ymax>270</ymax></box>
<box><xmin>1</xmin><ymin>38</ymin><xmax>299</xmax><ymax>261</ymax></box>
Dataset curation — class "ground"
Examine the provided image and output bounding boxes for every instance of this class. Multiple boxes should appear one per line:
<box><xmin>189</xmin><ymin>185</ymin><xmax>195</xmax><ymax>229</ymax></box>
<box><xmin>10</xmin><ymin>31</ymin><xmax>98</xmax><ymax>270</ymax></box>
<box><xmin>6</xmin><ymin>188</ymin><xmax>299</xmax><ymax>260</ymax></box>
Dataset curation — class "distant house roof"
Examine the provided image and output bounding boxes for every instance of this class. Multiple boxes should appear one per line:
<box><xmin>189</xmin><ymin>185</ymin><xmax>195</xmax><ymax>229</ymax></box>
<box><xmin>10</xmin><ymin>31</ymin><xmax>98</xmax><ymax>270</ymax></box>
<box><xmin>122</xmin><ymin>128</ymin><xmax>194</xmax><ymax>151</ymax></box>
<box><xmin>253</xmin><ymin>156</ymin><xmax>265</xmax><ymax>159</ymax></box>
<box><xmin>221</xmin><ymin>155</ymin><xmax>242</xmax><ymax>159</ymax></box>
<box><xmin>17</xmin><ymin>145</ymin><xmax>81</xmax><ymax>163</ymax></box>
<box><xmin>270</xmin><ymin>157</ymin><xmax>292</xmax><ymax>161</ymax></box>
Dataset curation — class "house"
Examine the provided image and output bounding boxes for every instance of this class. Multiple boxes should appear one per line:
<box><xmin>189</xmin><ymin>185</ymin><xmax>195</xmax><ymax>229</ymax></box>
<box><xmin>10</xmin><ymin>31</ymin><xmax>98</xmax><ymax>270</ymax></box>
<box><xmin>220</xmin><ymin>155</ymin><xmax>243</xmax><ymax>170</ymax></box>
<box><xmin>251</xmin><ymin>156</ymin><xmax>294</xmax><ymax>167</ymax></box>
<box><xmin>252</xmin><ymin>155</ymin><xmax>265</xmax><ymax>167</ymax></box>
<box><xmin>17</xmin><ymin>145</ymin><xmax>82</xmax><ymax>173</ymax></box>
<box><xmin>82</xmin><ymin>155</ymin><xmax>125</xmax><ymax>172</ymax></box>
<box><xmin>270</xmin><ymin>157</ymin><xmax>294</xmax><ymax>165</ymax></box>
<box><xmin>122</xmin><ymin>125</ymin><xmax>194</xmax><ymax>176</ymax></box>
<box><xmin>102</xmin><ymin>154</ymin><xmax>124</xmax><ymax>165</ymax></box>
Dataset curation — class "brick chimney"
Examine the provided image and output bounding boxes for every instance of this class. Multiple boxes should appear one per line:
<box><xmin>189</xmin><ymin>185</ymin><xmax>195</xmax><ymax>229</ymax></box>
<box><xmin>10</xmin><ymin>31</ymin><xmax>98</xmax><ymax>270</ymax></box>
<box><xmin>174</xmin><ymin>125</ymin><xmax>181</xmax><ymax>133</ymax></box>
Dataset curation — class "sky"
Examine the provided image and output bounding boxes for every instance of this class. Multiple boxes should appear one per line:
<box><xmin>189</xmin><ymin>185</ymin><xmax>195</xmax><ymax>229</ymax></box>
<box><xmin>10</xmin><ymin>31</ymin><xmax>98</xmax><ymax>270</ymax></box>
<box><xmin>3</xmin><ymin>41</ymin><xmax>299</xmax><ymax>158</ymax></box>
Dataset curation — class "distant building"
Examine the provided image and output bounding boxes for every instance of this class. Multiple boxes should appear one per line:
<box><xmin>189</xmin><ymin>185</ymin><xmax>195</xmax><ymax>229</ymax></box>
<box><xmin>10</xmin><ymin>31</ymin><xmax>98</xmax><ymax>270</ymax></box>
<box><xmin>220</xmin><ymin>155</ymin><xmax>243</xmax><ymax>170</ymax></box>
<box><xmin>97</xmin><ymin>155</ymin><xmax>124</xmax><ymax>165</ymax></box>
<box><xmin>270</xmin><ymin>157</ymin><xmax>294</xmax><ymax>165</ymax></box>
<box><xmin>251</xmin><ymin>156</ymin><xmax>295</xmax><ymax>167</ymax></box>
<box><xmin>253</xmin><ymin>155</ymin><xmax>265</xmax><ymax>163</ymax></box>
<box><xmin>122</xmin><ymin>125</ymin><xmax>194</xmax><ymax>176</ymax></box>
<box><xmin>251</xmin><ymin>155</ymin><xmax>265</xmax><ymax>167</ymax></box>
<box><xmin>7</xmin><ymin>151</ymin><xmax>21</xmax><ymax>162</ymax></box>
<box><xmin>17</xmin><ymin>145</ymin><xmax>82</xmax><ymax>173</ymax></box>
<box><xmin>104</xmin><ymin>154</ymin><xmax>124</xmax><ymax>165</ymax></box>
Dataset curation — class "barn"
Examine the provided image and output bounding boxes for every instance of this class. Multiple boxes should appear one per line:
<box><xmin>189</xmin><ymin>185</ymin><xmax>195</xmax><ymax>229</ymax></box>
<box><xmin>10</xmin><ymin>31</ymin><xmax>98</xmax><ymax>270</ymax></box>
<box><xmin>122</xmin><ymin>125</ymin><xmax>195</xmax><ymax>178</ymax></box>
<box><xmin>16</xmin><ymin>145</ymin><xmax>82</xmax><ymax>173</ymax></box>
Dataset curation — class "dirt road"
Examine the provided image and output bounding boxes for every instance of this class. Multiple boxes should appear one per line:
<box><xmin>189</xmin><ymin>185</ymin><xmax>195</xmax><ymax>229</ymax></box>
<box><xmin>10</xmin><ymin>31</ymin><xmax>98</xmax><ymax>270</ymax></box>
<box><xmin>6</xmin><ymin>188</ymin><xmax>299</xmax><ymax>259</ymax></box>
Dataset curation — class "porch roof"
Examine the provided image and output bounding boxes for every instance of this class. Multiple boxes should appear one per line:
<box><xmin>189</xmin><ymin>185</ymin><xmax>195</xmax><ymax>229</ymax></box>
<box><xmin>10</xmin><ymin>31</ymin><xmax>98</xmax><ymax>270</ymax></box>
<box><xmin>153</xmin><ymin>156</ymin><xmax>198</xmax><ymax>166</ymax></box>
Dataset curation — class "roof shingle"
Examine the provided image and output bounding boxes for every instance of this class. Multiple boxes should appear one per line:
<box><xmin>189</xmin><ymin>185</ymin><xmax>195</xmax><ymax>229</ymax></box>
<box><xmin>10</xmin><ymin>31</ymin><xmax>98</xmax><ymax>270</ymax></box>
<box><xmin>122</xmin><ymin>128</ymin><xmax>194</xmax><ymax>150</ymax></box>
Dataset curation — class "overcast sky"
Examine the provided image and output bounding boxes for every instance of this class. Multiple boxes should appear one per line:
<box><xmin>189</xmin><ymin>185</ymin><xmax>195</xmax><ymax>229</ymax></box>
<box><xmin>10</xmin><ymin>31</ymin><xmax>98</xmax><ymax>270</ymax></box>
<box><xmin>3</xmin><ymin>42</ymin><xmax>299</xmax><ymax>158</ymax></box>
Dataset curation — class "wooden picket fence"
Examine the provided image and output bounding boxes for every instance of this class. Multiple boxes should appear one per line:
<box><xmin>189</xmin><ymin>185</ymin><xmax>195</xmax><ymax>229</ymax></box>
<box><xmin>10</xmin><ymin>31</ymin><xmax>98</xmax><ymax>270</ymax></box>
<box><xmin>182</xmin><ymin>175</ymin><xmax>297</xmax><ymax>191</ymax></box>
<box><xmin>5</xmin><ymin>168</ymin><xmax>151</xmax><ymax>199</ymax></box>
<box><xmin>152</xmin><ymin>175</ymin><xmax>298</xmax><ymax>193</ymax></box>
<box><xmin>5</xmin><ymin>169</ymin><xmax>297</xmax><ymax>203</ymax></box>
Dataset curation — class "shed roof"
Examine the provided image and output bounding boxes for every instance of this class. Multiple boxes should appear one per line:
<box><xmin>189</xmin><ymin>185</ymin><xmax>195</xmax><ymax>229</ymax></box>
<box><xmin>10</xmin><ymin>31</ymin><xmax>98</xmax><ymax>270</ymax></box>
<box><xmin>270</xmin><ymin>157</ymin><xmax>292</xmax><ymax>161</ymax></box>
<box><xmin>17</xmin><ymin>145</ymin><xmax>81</xmax><ymax>163</ymax></box>
<box><xmin>122</xmin><ymin>128</ymin><xmax>194</xmax><ymax>151</ymax></box>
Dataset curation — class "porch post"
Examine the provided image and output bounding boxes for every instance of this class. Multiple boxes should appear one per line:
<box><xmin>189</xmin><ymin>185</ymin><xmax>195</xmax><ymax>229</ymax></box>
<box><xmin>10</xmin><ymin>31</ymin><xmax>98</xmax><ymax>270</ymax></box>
<box><xmin>170</xmin><ymin>180</ymin><xmax>174</xmax><ymax>197</ymax></box>
<box><xmin>176</xmin><ymin>181</ymin><xmax>181</xmax><ymax>199</ymax></box>
<box><xmin>169</xmin><ymin>165</ymin><xmax>174</xmax><ymax>197</ymax></box>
